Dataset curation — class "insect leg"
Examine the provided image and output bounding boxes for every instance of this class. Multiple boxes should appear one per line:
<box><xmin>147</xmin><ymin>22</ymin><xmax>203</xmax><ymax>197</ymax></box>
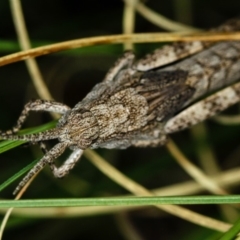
<box><xmin>39</xmin><ymin>141</ymin><xmax>48</xmax><ymax>154</ymax></box>
<box><xmin>49</xmin><ymin>148</ymin><xmax>84</xmax><ymax>178</ymax></box>
<box><xmin>1</xmin><ymin>99</ymin><xmax>70</xmax><ymax>136</ymax></box>
<box><xmin>134</xmin><ymin>41</ymin><xmax>206</xmax><ymax>72</ymax></box>
<box><xmin>13</xmin><ymin>142</ymin><xmax>68</xmax><ymax>195</ymax></box>
<box><xmin>164</xmin><ymin>82</ymin><xmax>240</xmax><ymax>134</ymax></box>
<box><xmin>134</xmin><ymin>17</ymin><xmax>240</xmax><ymax>72</ymax></box>
<box><xmin>131</xmin><ymin>136</ymin><xmax>168</xmax><ymax>148</ymax></box>
<box><xmin>103</xmin><ymin>51</ymin><xmax>135</xmax><ymax>82</ymax></box>
<box><xmin>21</xmin><ymin>140</ymin><xmax>48</xmax><ymax>152</ymax></box>
<box><xmin>129</xmin><ymin>128</ymin><xmax>168</xmax><ymax>148</ymax></box>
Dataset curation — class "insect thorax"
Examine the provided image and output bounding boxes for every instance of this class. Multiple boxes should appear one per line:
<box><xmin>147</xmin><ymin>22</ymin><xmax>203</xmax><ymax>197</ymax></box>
<box><xmin>58</xmin><ymin>87</ymin><xmax>150</xmax><ymax>148</ymax></box>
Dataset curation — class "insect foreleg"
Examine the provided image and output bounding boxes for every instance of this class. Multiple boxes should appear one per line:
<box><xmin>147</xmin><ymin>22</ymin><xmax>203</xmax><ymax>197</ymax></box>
<box><xmin>0</xmin><ymin>99</ymin><xmax>70</xmax><ymax>136</ymax></box>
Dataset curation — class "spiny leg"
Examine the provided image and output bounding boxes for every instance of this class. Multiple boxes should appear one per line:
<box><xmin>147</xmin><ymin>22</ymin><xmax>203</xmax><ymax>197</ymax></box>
<box><xmin>131</xmin><ymin>135</ymin><xmax>168</xmax><ymax>148</ymax></box>
<box><xmin>164</xmin><ymin>81</ymin><xmax>240</xmax><ymax>134</ymax></box>
<box><xmin>0</xmin><ymin>128</ymin><xmax>63</xmax><ymax>142</ymax></box>
<box><xmin>13</xmin><ymin>142</ymin><xmax>68</xmax><ymax>195</ymax></box>
<box><xmin>103</xmin><ymin>51</ymin><xmax>135</xmax><ymax>82</ymax></box>
<box><xmin>22</xmin><ymin>141</ymin><xmax>48</xmax><ymax>152</ymax></box>
<box><xmin>0</xmin><ymin>99</ymin><xmax>70</xmax><ymax>136</ymax></box>
<box><xmin>49</xmin><ymin>148</ymin><xmax>84</xmax><ymax>178</ymax></box>
<box><xmin>39</xmin><ymin>141</ymin><xmax>48</xmax><ymax>154</ymax></box>
<box><xmin>134</xmin><ymin>17</ymin><xmax>240</xmax><ymax>72</ymax></box>
<box><xmin>134</xmin><ymin>41</ymin><xmax>206</xmax><ymax>72</ymax></box>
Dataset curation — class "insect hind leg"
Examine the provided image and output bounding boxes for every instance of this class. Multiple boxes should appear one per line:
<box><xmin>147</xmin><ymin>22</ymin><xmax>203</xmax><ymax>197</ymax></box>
<box><xmin>164</xmin><ymin>82</ymin><xmax>240</xmax><ymax>133</ymax></box>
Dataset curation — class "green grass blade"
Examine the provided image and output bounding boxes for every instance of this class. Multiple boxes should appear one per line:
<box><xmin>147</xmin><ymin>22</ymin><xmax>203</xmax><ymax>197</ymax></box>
<box><xmin>1</xmin><ymin>195</ymin><xmax>240</xmax><ymax>208</ymax></box>
<box><xmin>218</xmin><ymin>217</ymin><xmax>240</xmax><ymax>240</ymax></box>
<box><xmin>0</xmin><ymin>121</ymin><xmax>57</xmax><ymax>192</ymax></box>
<box><xmin>0</xmin><ymin>120</ymin><xmax>57</xmax><ymax>154</ymax></box>
<box><xmin>0</xmin><ymin>159</ymin><xmax>39</xmax><ymax>193</ymax></box>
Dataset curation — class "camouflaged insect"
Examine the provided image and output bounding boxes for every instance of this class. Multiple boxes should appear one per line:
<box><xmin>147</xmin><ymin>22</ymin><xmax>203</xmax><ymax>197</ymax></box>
<box><xmin>1</xmin><ymin>17</ymin><xmax>240</xmax><ymax>194</ymax></box>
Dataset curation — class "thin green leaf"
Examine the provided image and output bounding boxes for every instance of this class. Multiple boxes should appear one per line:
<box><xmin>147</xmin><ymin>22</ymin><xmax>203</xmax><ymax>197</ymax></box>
<box><xmin>1</xmin><ymin>195</ymin><xmax>240</xmax><ymax>208</ymax></box>
<box><xmin>0</xmin><ymin>121</ymin><xmax>56</xmax><ymax>154</ymax></box>
<box><xmin>0</xmin><ymin>121</ymin><xmax>57</xmax><ymax>192</ymax></box>
<box><xmin>0</xmin><ymin>158</ymin><xmax>39</xmax><ymax>193</ymax></box>
<box><xmin>218</xmin><ymin>217</ymin><xmax>240</xmax><ymax>240</ymax></box>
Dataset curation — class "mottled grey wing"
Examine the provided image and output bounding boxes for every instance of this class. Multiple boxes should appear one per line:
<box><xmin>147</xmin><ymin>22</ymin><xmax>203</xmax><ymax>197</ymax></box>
<box><xmin>137</xmin><ymin>70</ymin><xmax>195</xmax><ymax>121</ymax></box>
